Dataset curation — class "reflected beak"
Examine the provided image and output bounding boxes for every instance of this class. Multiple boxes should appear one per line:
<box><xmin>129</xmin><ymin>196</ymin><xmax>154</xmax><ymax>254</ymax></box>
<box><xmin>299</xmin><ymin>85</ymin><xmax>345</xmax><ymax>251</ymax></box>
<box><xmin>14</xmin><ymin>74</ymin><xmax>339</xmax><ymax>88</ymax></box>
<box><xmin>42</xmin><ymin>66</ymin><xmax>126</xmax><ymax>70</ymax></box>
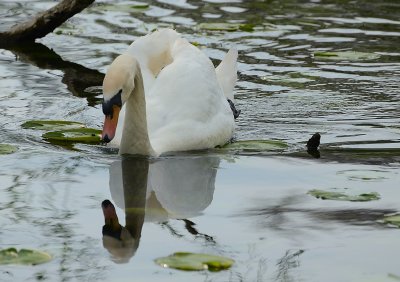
<box><xmin>102</xmin><ymin>105</ymin><xmax>121</xmax><ymax>143</ymax></box>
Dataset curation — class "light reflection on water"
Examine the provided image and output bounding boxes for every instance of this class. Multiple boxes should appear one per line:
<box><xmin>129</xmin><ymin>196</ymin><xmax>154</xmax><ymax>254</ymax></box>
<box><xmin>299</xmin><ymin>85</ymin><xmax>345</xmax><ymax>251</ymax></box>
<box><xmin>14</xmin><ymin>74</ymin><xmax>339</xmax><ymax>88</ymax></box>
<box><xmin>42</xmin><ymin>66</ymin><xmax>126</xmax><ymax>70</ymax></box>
<box><xmin>1</xmin><ymin>0</ymin><xmax>400</xmax><ymax>281</ymax></box>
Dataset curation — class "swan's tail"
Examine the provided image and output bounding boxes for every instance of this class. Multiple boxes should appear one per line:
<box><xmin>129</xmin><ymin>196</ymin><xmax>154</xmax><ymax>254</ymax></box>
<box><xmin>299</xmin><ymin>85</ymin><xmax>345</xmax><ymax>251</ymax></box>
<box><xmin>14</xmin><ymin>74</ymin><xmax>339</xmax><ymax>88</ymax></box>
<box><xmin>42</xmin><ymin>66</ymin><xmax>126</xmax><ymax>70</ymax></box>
<box><xmin>215</xmin><ymin>48</ymin><xmax>238</xmax><ymax>101</ymax></box>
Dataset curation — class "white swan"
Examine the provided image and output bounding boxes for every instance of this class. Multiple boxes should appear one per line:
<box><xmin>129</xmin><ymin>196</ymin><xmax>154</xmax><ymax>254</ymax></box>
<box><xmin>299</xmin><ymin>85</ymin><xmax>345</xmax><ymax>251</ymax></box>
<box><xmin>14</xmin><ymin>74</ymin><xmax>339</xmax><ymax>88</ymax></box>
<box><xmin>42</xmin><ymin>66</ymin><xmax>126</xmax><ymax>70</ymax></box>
<box><xmin>101</xmin><ymin>28</ymin><xmax>238</xmax><ymax>156</ymax></box>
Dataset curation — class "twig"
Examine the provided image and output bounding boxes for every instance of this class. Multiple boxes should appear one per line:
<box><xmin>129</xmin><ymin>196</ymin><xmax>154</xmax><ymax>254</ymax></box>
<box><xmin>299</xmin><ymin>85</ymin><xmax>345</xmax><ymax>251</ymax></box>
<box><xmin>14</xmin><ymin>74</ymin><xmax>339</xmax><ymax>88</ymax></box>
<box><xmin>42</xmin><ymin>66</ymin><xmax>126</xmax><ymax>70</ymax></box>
<box><xmin>0</xmin><ymin>0</ymin><xmax>95</xmax><ymax>44</ymax></box>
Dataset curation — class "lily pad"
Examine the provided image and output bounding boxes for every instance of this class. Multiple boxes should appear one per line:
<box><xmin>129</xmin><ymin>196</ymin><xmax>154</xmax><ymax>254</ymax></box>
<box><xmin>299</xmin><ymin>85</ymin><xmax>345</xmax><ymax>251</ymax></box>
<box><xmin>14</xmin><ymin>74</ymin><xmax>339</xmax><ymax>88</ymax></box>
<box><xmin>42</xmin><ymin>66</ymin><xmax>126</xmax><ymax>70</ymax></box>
<box><xmin>0</xmin><ymin>248</ymin><xmax>51</xmax><ymax>265</ymax></box>
<box><xmin>220</xmin><ymin>140</ymin><xmax>288</xmax><ymax>153</ymax></box>
<box><xmin>314</xmin><ymin>51</ymin><xmax>380</xmax><ymax>61</ymax></box>
<box><xmin>154</xmin><ymin>252</ymin><xmax>234</xmax><ymax>271</ymax></box>
<box><xmin>199</xmin><ymin>23</ymin><xmax>254</xmax><ymax>32</ymax></box>
<box><xmin>21</xmin><ymin>120</ymin><xmax>85</xmax><ymax>131</ymax></box>
<box><xmin>42</xmin><ymin>128</ymin><xmax>102</xmax><ymax>144</ymax></box>
<box><xmin>383</xmin><ymin>214</ymin><xmax>400</xmax><ymax>228</ymax></box>
<box><xmin>308</xmin><ymin>189</ymin><xmax>380</xmax><ymax>202</ymax></box>
<box><xmin>0</xmin><ymin>144</ymin><xmax>18</xmax><ymax>155</ymax></box>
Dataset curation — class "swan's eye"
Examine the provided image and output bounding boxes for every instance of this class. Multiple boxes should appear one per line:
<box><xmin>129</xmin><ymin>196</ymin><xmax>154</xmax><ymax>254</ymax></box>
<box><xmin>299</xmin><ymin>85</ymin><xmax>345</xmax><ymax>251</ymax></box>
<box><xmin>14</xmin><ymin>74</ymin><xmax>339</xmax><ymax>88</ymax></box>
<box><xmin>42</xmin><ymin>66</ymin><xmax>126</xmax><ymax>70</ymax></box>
<box><xmin>102</xmin><ymin>89</ymin><xmax>122</xmax><ymax>116</ymax></box>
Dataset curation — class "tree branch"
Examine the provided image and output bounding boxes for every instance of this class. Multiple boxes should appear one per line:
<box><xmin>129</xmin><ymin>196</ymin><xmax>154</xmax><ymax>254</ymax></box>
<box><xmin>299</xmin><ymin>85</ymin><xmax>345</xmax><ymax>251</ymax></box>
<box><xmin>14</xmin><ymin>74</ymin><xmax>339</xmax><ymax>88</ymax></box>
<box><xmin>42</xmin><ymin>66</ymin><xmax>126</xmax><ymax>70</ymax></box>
<box><xmin>0</xmin><ymin>0</ymin><xmax>95</xmax><ymax>44</ymax></box>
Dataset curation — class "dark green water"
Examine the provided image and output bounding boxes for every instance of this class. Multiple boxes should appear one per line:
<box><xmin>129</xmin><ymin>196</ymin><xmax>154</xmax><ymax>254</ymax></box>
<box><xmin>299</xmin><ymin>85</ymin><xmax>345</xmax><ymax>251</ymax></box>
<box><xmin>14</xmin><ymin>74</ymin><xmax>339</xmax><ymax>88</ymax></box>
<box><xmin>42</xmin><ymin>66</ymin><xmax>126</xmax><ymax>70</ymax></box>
<box><xmin>0</xmin><ymin>0</ymin><xmax>399</xmax><ymax>281</ymax></box>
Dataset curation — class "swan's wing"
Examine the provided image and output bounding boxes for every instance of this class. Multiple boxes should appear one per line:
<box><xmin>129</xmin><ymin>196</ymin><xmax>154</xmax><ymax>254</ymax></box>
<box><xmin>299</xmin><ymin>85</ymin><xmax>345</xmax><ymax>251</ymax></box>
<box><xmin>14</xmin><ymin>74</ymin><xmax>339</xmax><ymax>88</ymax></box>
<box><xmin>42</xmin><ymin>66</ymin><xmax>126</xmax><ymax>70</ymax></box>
<box><xmin>215</xmin><ymin>48</ymin><xmax>238</xmax><ymax>101</ymax></box>
<box><xmin>147</xmin><ymin>39</ymin><xmax>234</xmax><ymax>154</ymax></box>
<box><xmin>125</xmin><ymin>29</ymin><xmax>180</xmax><ymax>92</ymax></box>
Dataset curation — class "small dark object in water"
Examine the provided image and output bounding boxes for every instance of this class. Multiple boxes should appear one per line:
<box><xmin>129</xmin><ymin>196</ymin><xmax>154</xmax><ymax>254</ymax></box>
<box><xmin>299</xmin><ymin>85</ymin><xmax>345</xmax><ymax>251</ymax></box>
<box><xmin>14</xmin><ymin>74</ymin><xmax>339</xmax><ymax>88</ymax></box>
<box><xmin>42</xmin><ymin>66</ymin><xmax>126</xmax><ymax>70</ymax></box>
<box><xmin>227</xmin><ymin>99</ymin><xmax>241</xmax><ymax>119</ymax></box>
<box><xmin>307</xmin><ymin>133</ymin><xmax>321</xmax><ymax>158</ymax></box>
<box><xmin>307</xmin><ymin>133</ymin><xmax>320</xmax><ymax>149</ymax></box>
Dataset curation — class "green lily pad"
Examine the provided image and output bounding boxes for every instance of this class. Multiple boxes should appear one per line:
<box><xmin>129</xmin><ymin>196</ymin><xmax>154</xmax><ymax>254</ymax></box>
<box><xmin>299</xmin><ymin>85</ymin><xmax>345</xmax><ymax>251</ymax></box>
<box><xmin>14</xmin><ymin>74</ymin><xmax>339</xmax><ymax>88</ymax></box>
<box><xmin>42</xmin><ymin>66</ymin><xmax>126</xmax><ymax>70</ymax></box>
<box><xmin>314</xmin><ymin>51</ymin><xmax>380</xmax><ymax>61</ymax></box>
<box><xmin>220</xmin><ymin>140</ymin><xmax>288</xmax><ymax>153</ymax></box>
<box><xmin>42</xmin><ymin>128</ymin><xmax>102</xmax><ymax>144</ymax></box>
<box><xmin>21</xmin><ymin>120</ymin><xmax>85</xmax><ymax>131</ymax></box>
<box><xmin>199</xmin><ymin>23</ymin><xmax>254</xmax><ymax>32</ymax></box>
<box><xmin>154</xmin><ymin>252</ymin><xmax>234</xmax><ymax>271</ymax></box>
<box><xmin>0</xmin><ymin>248</ymin><xmax>51</xmax><ymax>265</ymax></box>
<box><xmin>0</xmin><ymin>144</ymin><xmax>18</xmax><ymax>155</ymax></box>
<box><xmin>383</xmin><ymin>214</ymin><xmax>400</xmax><ymax>228</ymax></box>
<box><xmin>308</xmin><ymin>189</ymin><xmax>380</xmax><ymax>202</ymax></box>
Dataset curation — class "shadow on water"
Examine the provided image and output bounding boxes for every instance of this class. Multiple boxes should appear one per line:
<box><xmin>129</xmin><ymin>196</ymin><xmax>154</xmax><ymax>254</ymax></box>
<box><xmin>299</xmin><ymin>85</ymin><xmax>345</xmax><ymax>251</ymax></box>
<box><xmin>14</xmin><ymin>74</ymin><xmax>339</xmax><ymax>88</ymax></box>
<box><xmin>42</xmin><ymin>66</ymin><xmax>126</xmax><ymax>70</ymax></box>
<box><xmin>3</xmin><ymin>42</ymin><xmax>104</xmax><ymax>106</ymax></box>
<box><xmin>101</xmin><ymin>155</ymin><xmax>220</xmax><ymax>263</ymax></box>
<box><xmin>242</xmin><ymin>194</ymin><xmax>398</xmax><ymax>232</ymax></box>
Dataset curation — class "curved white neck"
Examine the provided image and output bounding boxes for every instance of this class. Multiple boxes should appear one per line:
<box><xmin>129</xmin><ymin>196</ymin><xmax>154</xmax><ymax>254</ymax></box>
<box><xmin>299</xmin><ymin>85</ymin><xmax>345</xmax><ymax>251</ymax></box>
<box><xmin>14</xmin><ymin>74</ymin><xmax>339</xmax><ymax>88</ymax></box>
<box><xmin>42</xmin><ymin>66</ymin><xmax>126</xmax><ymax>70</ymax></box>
<box><xmin>119</xmin><ymin>65</ymin><xmax>156</xmax><ymax>156</ymax></box>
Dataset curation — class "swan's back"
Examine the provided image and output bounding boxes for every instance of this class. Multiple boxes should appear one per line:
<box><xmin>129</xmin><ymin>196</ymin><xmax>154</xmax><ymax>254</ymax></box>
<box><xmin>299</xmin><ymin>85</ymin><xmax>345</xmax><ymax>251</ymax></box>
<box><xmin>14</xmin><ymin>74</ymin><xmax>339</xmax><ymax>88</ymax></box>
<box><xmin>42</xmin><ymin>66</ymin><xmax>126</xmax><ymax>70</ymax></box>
<box><xmin>115</xmin><ymin>29</ymin><xmax>237</xmax><ymax>155</ymax></box>
<box><xmin>146</xmin><ymin>38</ymin><xmax>234</xmax><ymax>153</ymax></box>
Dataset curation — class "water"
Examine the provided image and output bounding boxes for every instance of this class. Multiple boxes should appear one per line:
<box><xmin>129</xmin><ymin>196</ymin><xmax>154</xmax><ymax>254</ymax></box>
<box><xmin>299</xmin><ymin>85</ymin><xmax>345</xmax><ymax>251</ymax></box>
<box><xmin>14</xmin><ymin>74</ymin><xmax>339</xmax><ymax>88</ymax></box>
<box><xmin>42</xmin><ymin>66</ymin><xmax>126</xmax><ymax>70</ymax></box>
<box><xmin>1</xmin><ymin>0</ymin><xmax>400</xmax><ymax>281</ymax></box>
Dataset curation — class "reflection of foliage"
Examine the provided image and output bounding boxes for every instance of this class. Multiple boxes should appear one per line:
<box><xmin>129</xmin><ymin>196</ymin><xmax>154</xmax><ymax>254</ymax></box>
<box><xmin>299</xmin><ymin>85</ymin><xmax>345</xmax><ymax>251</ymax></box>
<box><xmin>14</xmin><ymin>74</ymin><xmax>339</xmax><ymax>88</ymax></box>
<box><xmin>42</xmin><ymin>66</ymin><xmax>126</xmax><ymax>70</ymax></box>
<box><xmin>0</xmin><ymin>153</ymin><xmax>109</xmax><ymax>281</ymax></box>
<box><xmin>276</xmin><ymin>249</ymin><xmax>304</xmax><ymax>282</ymax></box>
<box><xmin>242</xmin><ymin>194</ymin><xmax>397</xmax><ymax>232</ymax></box>
<box><xmin>4</xmin><ymin>42</ymin><xmax>104</xmax><ymax>106</ymax></box>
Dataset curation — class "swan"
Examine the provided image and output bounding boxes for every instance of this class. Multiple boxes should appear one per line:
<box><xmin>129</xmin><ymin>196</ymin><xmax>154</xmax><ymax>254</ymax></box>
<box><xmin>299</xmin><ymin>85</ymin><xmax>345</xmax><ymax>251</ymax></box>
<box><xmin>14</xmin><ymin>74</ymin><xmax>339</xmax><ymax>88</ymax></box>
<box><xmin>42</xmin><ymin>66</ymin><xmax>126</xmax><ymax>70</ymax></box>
<box><xmin>101</xmin><ymin>28</ymin><xmax>239</xmax><ymax>156</ymax></box>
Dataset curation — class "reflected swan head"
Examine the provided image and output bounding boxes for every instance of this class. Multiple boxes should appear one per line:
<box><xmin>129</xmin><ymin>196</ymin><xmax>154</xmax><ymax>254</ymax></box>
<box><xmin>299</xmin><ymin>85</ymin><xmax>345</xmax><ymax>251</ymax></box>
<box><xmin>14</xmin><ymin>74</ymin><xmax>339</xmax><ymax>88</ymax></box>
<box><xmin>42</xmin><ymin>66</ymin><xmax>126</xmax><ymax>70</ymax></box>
<box><xmin>102</xmin><ymin>155</ymin><xmax>220</xmax><ymax>263</ymax></box>
<box><xmin>101</xmin><ymin>199</ymin><xmax>140</xmax><ymax>264</ymax></box>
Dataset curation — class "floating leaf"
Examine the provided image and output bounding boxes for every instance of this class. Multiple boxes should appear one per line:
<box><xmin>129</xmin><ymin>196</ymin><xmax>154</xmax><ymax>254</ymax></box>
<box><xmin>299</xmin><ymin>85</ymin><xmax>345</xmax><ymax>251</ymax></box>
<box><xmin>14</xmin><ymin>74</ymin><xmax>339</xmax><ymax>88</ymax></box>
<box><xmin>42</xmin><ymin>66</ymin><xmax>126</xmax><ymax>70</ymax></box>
<box><xmin>308</xmin><ymin>189</ymin><xmax>380</xmax><ymax>202</ymax></box>
<box><xmin>238</xmin><ymin>24</ymin><xmax>255</xmax><ymax>32</ymax></box>
<box><xmin>0</xmin><ymin>248</ymin><xmax>51</xmax><ymax>265</ymax></box>
<box><xmin>220</xmin><ymin>140</ymin><xmax>288</xmax><ymax>153</ymax></box>
<box><xmin>131</xmin><ymin>3</ymin><xmax>149</xmax><ymax>9</ymax></box>
<box><xmin>21</xmin><ymin>120</ymin><xmax>85</xmax><ymax>131</ymax></box>
<box><xmin>383</xmin><ymin>214</ymin><xmax>400</xmax><ymax>228</ymax></box>
<box><xmin>336</xmin><ymin>169</ymin><xmax>389</xmax><ymax>181</ymax></box>
<box><xmin>314</xmin><ymin>51</ymin><xmax>380</xmax><ymax>61</ymax></box>
<box><xmin>0</xmin><ymin>144</ymin><xmax>18</xmax><ymax>155</ymax></box>
<box><xmin>155</xmin><ymin>252</ymin><xmax>234</xmax><ymax>271</ymax></box>
<box><xmin>42</xmin><ymin>128</ymin><xmax>102</xmax><ymax>144</ymax></box>
<box><xmin>198</xmin><ymin>23</ymin><xmax>254</xmax><ymax>32</ymax></box>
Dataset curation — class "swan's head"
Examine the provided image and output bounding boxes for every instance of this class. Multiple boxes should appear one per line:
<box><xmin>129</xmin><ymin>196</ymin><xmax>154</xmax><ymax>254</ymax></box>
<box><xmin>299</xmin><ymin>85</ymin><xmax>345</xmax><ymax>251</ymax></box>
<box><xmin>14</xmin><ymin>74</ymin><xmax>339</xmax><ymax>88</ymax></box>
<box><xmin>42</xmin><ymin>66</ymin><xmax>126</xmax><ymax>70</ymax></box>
<box><xmin>102</xmin><ymin>54</ymin><xmax>137</xmax><ymax>143</ymax></box>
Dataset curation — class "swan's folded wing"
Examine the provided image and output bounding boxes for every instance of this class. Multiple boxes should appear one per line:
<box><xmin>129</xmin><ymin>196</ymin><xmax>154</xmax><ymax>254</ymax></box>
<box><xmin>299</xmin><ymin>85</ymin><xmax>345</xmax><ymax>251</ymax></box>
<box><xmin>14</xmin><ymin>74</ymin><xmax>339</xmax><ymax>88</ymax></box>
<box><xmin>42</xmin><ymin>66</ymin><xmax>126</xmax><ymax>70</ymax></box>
<box><xmin>215</xmin><ymin>48</ymin><xmax>238</xmax><ymax>101</ymax></box>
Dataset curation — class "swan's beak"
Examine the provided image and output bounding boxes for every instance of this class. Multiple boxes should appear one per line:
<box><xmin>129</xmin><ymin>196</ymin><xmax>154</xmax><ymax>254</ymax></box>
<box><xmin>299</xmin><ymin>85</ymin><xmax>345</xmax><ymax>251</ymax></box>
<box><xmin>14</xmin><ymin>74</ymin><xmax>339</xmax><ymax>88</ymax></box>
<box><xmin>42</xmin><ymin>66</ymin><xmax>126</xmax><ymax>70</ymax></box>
<box><xmin>102</xmin><ymin>105</ymin><xmax>120</xmax><ymax>143</ymax></box>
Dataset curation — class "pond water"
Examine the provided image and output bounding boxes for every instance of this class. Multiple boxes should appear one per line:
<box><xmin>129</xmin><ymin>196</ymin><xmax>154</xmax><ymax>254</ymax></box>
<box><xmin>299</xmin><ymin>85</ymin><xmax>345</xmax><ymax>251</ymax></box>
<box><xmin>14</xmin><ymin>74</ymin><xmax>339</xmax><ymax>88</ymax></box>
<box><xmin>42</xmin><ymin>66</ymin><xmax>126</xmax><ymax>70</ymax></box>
<box><xmin>1</xmin><ymin>0</ymin><xmax>400</xmax><ymax>281</ymax></box>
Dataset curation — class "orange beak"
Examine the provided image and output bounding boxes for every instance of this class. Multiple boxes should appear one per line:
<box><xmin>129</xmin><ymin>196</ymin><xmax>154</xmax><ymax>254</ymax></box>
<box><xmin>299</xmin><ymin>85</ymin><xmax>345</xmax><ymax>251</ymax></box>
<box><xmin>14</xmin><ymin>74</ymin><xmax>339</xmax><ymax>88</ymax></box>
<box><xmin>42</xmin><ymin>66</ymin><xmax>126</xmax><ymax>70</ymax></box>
<box><xmin>102</xmin><ymin>105</ymin><xmax>121</xmax><ymax>143</ymax></box>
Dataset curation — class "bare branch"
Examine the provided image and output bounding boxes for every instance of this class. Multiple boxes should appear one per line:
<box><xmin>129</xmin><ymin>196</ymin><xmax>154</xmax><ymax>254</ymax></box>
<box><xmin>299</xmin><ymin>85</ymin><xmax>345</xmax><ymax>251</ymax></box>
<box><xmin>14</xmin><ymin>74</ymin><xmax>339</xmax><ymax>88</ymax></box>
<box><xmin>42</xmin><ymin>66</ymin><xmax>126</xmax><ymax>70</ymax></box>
<box><xmin>0</xmin><ymin>0</ymin><xmax>95</xmax><ymax>44</ymax></box>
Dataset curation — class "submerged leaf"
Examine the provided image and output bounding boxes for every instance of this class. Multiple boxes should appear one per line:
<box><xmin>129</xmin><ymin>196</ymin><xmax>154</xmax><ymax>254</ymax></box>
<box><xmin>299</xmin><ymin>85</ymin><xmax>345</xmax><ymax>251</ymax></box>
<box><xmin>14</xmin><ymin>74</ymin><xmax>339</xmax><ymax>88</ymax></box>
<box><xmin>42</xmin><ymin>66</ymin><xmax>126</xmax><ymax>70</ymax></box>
<box><xmin>308</xmin><ymin>189</ymin><xmax>380</xmax><ymax>202</ymax></box>
<box><xmin>199</xmin><ymin>23</ymin><xmax>254</xmax><ymax>32</ymax></box>
<box><xmin>220</xmin><ymin>140</ymin><xmax>288</xmax><ymax>153</ymax></box>
<box><xmin>336</xmin><ymin>169</ymin><xmax>389</xmax><ymax>181</ymax></box>
<box><xmin>155</xmin><ymin>252</ymin><xmax>234</xmax><ymax>271</ymax></box>
<box><xmin>0</xmin><ymin>248</ymin><xmax>51</xmax><ymax>265</ymax></box>
<box><xmin>383</xmin><ymin>215</ymin><xmax>400</xmax><ymax>228</ymax></box>
<box><xmin>91</xmin><ymin>3</ymin><xmax>149</xmax><ymax>12</ymax></box>
<box><xmin>0</xmin><ymin>144</ymin><xmax>18</xmax><ymax>155</ymax></box>
<box><xmin>21</xmin><ymin>120</ymin><xmax>85</xmax><ymax>131</ymax></box>
<box><xmin>42</xmin><ymin>128</ymin><xmax>102</xmax><ymax>144</ymax></box>
<box><xmin>314</xmin><ymin>51</ymin><xmax>380</xmax><ymax>61</ymax></box>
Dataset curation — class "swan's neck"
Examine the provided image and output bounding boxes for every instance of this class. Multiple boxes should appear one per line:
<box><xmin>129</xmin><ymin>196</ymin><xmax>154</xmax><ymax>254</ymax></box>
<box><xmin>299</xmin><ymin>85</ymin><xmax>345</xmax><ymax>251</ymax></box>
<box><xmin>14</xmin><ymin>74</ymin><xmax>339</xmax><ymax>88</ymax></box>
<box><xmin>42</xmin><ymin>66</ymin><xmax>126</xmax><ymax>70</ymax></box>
<box><xmin>119</xmin><ymin>67</ymin><xmax>156</xmax><ymax>156</ymax></box>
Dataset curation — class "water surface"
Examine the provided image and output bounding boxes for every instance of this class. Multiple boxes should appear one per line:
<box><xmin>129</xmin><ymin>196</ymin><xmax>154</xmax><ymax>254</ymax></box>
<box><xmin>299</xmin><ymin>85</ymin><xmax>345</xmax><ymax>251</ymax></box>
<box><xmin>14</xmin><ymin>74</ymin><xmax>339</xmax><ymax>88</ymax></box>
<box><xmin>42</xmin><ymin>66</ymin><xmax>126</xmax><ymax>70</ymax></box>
<box><xmin>0</xmin><ymin>0</ymin><xmax>399</xmax><ymax>281</ymax></box>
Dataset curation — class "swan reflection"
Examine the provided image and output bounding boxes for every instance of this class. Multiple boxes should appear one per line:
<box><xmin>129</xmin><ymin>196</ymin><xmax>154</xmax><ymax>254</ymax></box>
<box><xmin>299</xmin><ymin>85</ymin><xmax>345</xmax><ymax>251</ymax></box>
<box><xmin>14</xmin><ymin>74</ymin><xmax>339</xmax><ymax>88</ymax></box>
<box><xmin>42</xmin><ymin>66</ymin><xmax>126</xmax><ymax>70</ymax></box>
<box><xmin>101</xmin><ymin>155</ymin><xmax>220</xmax><ymax>263</ymax></box>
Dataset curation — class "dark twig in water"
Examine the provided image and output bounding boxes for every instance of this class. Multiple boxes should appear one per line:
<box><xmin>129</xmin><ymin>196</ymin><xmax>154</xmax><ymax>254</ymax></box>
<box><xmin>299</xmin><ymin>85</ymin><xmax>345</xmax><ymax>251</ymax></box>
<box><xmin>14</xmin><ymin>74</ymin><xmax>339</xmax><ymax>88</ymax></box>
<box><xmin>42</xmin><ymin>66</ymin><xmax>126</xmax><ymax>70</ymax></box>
<box><xmin>307</xmin><ymin>132</ymin><xmax>321</xmax><ymax>158</ymax></box>
<box><xmin>306</xmin><ymin>132</ymin><xmax>321</xmax><ymax>149</ymax></box>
